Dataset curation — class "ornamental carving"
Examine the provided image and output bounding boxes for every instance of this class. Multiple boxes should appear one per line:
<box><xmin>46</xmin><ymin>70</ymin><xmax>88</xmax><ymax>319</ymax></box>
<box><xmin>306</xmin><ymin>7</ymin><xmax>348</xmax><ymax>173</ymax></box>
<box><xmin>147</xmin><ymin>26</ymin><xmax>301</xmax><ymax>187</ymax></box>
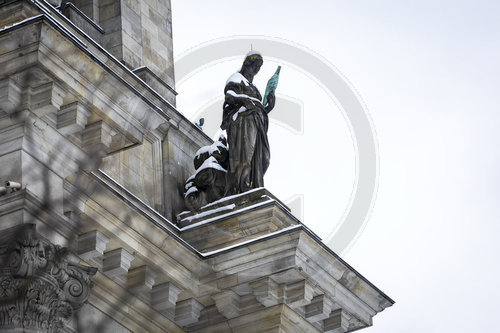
<box><xmin>0</xmin><ymin>225</ymin><xmax>97</xmax><ymax>332</ymax></box>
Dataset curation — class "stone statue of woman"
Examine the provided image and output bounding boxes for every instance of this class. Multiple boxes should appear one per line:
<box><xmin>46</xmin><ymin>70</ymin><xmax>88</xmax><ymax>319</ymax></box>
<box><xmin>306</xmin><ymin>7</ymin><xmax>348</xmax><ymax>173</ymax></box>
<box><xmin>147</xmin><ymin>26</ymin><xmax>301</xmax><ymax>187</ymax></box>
<box><xmin>221</xmin><ymin>51</ymin><xmax>276</xmax><ymax>195</ymax></box>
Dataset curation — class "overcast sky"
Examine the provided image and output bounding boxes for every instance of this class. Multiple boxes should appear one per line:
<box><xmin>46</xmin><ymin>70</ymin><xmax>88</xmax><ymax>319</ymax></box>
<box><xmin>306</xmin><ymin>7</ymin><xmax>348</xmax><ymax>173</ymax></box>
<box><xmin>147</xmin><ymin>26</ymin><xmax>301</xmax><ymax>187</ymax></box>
<box><xmin>171</xmin><ymin>1</ymin><xmax>500</xmax><ymax>331</ymax></box>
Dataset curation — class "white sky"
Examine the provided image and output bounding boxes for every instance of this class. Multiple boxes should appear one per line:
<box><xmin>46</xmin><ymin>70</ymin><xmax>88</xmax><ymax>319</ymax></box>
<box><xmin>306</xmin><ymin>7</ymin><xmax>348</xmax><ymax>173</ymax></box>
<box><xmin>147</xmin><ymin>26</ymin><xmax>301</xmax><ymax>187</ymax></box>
<box><xmin>171</xmin><ymin>1</ymin><xmax>500</xmax><ymax>331</ymax></box>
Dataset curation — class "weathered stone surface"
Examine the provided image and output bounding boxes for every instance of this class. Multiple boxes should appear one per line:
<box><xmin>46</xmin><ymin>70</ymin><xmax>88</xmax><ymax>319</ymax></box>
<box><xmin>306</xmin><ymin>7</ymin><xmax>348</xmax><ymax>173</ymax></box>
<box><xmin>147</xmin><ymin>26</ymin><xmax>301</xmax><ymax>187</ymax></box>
<box><xmin>28</xmin><ymin>80</ymin><xmax>65</xmax><ymax>117</ymax></box>
<box><xmin>57</xmin><ymin>101</ymin><xmax>91</xmax><ymax>135</ymax></box>
<box><xmin>175</xmin><ymin>298</ymin><xmax>204</xmax><ymax>326</ymax></box>
<box><xmin>61</xmin><ymin>2</ymin><xmax>104</xmax><ymax>44</ymax></box>
<box><xmin>226</xmin><ymin>304</ymin><xmax>320</xmax><ymax>333</ymax></box>
<box><xmin>305</xmin><ymin>295</ymin><xmax>335</xmax><ymax>323</ymax></box>
<box><xmin>102</xmin><ymin>247</ymin><xmax>134</xmax><ymax>285</ymax></box>
<box><xmin>126</xmin><ymin>265</ymin><xmax>157</xmax><ymax>302</ymax></box>
<box><xmin>77</xmin><ymin>230</ymin><xmax>110</xmax><ymax>263</ymax></box>
<box><xmin>179</xmin><ymin>188</ymin><xmax>296</xmax><ymax>253</ymax></box>
<box><xmin>89</xmin><ymin>271</ymin><xmax>185</xmax><ymax>333</ymax></box>
<box><xmin>250</xmin><ymin>277</ymin><xmax>282</xmax><ymax>307</ymax></box>
<box><xmin>212</xmin><ymin>289</ymin><xmax>241</xmax><ymax>319</ymax></box>
<box><xmin>0</xmin><ymin>78</ymin><xmax>22</xmax><ymax>114</ymax></box>
<box><xmin>98</xmin><ymin>0</ymin><xmax>175</xmax><ymax>87</ymax></box>
<box><xmin>100</xmin><ymin>135</ymin><xmax>160</xmax><ymax>208</ymax></box>
<box><xmin>133</xmin><ymin>66</ymin><xmax>177</xmax><ymax>105</ymax></box>
<box><xmin>151</xmin><ymin>282</ymin><xmax>182</xmax><ymax>318</ymax></box>
<box><xmin>82</xmin><ymin>120</ymin><xmax>114</xmax><ymax>150</ymax></box>
<box><xmin>76</xmin><ymin>303</ymin><xmax>132</xmax><ymax>333</ymax></box>
<box><xmin>322</xmin><ymin>309</ymin><xmax>350</xmax><ymax>333</ymax></box>
<box><xmin>285</xmin><ymin>279</ymin><xmax>314</xmax><ymax>308</ymax></box>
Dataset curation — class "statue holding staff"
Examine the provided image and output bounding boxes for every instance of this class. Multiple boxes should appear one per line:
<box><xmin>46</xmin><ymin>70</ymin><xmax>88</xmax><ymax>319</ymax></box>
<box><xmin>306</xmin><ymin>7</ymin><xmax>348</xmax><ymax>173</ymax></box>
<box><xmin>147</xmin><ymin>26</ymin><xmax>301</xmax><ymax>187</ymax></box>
<box><xmin>221</xmin><ymin>51</ymin><xmax>279</xmax><ymax>195</ymax></box>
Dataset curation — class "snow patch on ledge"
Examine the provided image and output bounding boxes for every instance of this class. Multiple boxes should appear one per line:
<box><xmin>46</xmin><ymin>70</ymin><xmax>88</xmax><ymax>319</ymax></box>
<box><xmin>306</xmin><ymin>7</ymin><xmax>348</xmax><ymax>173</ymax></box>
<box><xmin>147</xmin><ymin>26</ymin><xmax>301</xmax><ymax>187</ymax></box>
<box><xmin>200</xmin><ymin>187</ymin><xmax>265</xmax><ymax>210</ymax></box>
<box><xmin>180</xmin><ymin>198</ymin><xmax>274</xmax><ymax>231</ymax></box>
<box><xmin>0</xmin><ymin>14</ymin><xmax>44</xmax><ymax>32</ymax></box>
<box><xmin>177</xmin><ymin>211</ymin><xmax>190</xmax><ymax>218</ymax></box>
<box><xmin>181</xmin><ymin>203</ymin><xmax>236</xmax><ymax>223</ymax></box>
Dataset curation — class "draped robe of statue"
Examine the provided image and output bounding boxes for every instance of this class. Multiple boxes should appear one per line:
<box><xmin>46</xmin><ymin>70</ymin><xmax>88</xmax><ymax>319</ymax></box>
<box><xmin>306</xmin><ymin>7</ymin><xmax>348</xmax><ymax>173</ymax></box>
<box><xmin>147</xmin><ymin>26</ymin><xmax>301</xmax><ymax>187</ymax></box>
<box><xmin>221</xmin><ymin>72</ymin><xmax>270</xmax><ymax>195</ymax></box>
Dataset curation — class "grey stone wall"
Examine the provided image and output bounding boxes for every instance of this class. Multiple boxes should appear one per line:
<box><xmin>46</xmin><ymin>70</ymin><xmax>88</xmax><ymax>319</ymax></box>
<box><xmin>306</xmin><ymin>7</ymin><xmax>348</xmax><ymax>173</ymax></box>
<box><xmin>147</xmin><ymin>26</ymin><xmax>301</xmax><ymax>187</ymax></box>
<box><xmin>99</xmin><ymin>0</ymin><xmax>175</xmax><ymax>88</ymax></box>
<box><xmin>76</xmin><ymin>304</ymin><xmax>132</xmax><ymax>333</ymax></box>
<box><xmin>101</xmin><ymin>136</ymin><xmax>163</xmax><ymax>212</ymax></box>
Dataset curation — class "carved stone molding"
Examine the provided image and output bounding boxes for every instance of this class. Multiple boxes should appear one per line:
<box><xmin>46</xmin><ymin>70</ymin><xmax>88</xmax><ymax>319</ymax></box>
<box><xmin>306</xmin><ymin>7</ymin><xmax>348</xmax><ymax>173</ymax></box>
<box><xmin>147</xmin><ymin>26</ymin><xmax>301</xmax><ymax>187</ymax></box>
<box><xmin>0</xmin><ymin>224</ymin><xmax>97</xmax><ymax>332</ymax></box>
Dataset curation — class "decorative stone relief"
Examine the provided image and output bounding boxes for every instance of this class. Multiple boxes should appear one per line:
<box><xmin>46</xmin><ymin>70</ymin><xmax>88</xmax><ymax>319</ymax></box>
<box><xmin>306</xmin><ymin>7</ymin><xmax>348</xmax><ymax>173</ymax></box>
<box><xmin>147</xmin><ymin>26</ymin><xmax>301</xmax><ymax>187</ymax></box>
<box><xmin>0</xmin><ymin>225</ymin><xmax>97</xmax><ymax>332</ymax></box>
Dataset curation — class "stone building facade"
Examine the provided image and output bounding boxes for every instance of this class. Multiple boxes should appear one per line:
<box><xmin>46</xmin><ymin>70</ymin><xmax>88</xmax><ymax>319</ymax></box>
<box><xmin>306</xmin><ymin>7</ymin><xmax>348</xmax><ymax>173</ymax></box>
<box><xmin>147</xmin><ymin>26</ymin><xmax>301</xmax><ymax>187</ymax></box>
<box><xmin>0</xmin><ymin>1</ymin><xmax>393</xmax><ymax>332</ymax></box>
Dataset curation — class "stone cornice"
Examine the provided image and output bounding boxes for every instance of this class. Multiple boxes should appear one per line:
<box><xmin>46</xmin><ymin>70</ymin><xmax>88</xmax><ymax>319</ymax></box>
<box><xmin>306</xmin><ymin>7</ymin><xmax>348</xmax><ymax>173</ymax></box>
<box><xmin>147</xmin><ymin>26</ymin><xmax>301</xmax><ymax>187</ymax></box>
<box><xmin>89</xmin><ymin>271</ymin><xmax>184</xmax><ymax>333</ymax></box>
<box><xmin>0</xmin><ymin>0</ymin><xmax>212</xmax><ymax>148</ymax></box>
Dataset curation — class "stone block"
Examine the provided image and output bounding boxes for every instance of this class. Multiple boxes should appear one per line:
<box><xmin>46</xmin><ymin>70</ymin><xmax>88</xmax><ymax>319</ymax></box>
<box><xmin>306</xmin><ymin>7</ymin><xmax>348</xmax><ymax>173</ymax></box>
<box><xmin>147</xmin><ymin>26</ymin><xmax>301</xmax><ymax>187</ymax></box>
<box><xmin>323</xmin><ymin>309</ymin><xmax>349</xmax><ymax>333</ymax></box>
<box><xmin>216</xmin><ymin>273</ymin><xmax>238</xmax><ymax>289</ymax></box>
<box><xmin>102</xmin><ymin>248</ymin><xmax>134</xmax><ymax>285</ymax></box>
<box><xmin>121</xmin><ymin>4</ymin><xmax>141</xmax><ymax>41</ymax></box>
<box><xmin>250</xmin><ymin>277</ymin><xmax>282</xmax><ymax>307</ymax></box>
<box><xmin>285</xmin><ymin>280</ymin><xmax>314</xmax><ymax>308</ymax></box>
<box><xmin>77</xmin><ymin>230</ymin><xmax>110</xmax><ymax>262</ymax></box>
<box><xmin>71</xmin><ymin>0</ymin><xmax>98</xmax><ymax>21</ymax></box>
<box><xmin>122</xmin><ymin>42</ymin><xmax>142</xmax><ymax>69</ymax></box>
<box><xmin>28</xmin><ymin>81</ymin><xmax>65</xmax><ymax>117</ymax></box>
<box><xmin>123</xmin><ymin>0</ymin><xmax>141</xmax><ymax>14</ymax></box>
<box><xmin>61</xmin><ymin>3</ymin><xmax>103</xmax><ymax>42</ymax></box>
<box><xmin>82</xmin><ymin>121</ymin><xmax>114</xmax><ymax>150</ymax></box>
<box><xmin>151</xmin><ymin>282</ymin><xmax>182</xmax><ymax>318</ymax></box>
<box><xmin>0</xmin><ymin>78</ymin><xmax>21</xmax><ymax>114</ymax></box>
<box><xmin>100</xmin><ymin>17</ymin><xmax>122</xmax><ymax>35</ymax></box>
<box><xmin>175</xmin><ymin>298</ymin><xmax>204</xmax><ymax>327</ymax></box>
<box><xmin>212</xmin><ymin>290</ymin><xmax>241</xmax><ymax>319</ymax></box>
<box><xmin>305</xmin><ymin>294</ymin><xmax>334</xmax><ymax>323</ymax></box>
<box><xmin>126</xmin><ymin>265</ymin><xmax>157</xmax><ymax>301</ymax></box>
<box><xmin>99</xmin><ymin>1</ymin><xmax>120</xmax><ymax>22</ymax></box>
<box><xmin>57</xmin><ymin>101</ymin><xmax>91</xmax><ymax>135</ymax></box>
<box><xmin>132</xmin><ymin>66</ymin><xmax>177</xmax><ymax>105</ymax></box>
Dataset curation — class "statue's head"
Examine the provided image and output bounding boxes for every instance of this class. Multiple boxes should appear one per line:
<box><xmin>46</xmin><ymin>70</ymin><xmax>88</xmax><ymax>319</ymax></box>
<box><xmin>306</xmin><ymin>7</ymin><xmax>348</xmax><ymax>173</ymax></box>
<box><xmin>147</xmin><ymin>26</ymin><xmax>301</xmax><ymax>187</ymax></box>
<box><xmin>241</xmin><ymin>51</ymin><xmax>263</xmax><ymax>76</ymax></box>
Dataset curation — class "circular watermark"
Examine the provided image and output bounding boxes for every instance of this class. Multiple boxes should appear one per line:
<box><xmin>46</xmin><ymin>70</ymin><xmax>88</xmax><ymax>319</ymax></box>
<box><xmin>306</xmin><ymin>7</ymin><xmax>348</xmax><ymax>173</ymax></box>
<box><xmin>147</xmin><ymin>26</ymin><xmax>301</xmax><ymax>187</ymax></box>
<box><xmin>174</xmin><ymin>36</ymin><xmax>378</xmax><ymax>255</ymax></box>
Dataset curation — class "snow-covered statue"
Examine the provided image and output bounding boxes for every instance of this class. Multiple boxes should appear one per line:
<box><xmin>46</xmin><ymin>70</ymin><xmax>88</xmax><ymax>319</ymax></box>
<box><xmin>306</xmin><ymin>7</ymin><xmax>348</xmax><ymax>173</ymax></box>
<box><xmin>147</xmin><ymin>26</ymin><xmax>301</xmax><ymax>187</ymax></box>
<box><xmin>184</xmin><ymin>135</ymin><xmax>228</xmax><ymax>211</ymax></box>
<box><xmin>182</xmin><ymin>52</ymin><xmax>280</xmax><ymax>212</ymax></box>
<box><xmin>222</xmin><ymin>51</ymin><xmax>278</xmax><ymax>195</ymax></box>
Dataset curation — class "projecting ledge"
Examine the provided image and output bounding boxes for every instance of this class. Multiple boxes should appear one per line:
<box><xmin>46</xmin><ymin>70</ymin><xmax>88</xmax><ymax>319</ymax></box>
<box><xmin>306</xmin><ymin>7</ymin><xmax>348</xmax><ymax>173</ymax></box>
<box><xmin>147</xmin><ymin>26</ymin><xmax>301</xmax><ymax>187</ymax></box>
<box><xmin>178</xmin><ymin>188</ymin><xmax>300</xmax><ymax>253</ymax></box>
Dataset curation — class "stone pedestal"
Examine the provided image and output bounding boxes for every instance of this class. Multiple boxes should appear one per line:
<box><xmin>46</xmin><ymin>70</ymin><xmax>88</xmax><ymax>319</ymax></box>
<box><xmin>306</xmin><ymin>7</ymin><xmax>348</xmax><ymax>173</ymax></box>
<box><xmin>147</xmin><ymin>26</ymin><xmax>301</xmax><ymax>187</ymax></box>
<box><xmin>178</xmin><ymin>188</ymin><xmax>294</xmax><ymax>252</ymax></box>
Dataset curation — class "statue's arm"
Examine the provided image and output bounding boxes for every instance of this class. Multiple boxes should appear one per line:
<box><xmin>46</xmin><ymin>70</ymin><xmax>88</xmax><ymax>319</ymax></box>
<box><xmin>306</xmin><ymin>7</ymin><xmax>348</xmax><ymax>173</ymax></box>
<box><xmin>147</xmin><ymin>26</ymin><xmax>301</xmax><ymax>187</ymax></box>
<box><xmin>265</xmin><ymin>91</ymin><xmax>275</xmax><ymax>113</ymax></box>
<box><xmin>224</xmin><ymin>82</ymin><xmax>257</xmax><ymax>109</ymax></box>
